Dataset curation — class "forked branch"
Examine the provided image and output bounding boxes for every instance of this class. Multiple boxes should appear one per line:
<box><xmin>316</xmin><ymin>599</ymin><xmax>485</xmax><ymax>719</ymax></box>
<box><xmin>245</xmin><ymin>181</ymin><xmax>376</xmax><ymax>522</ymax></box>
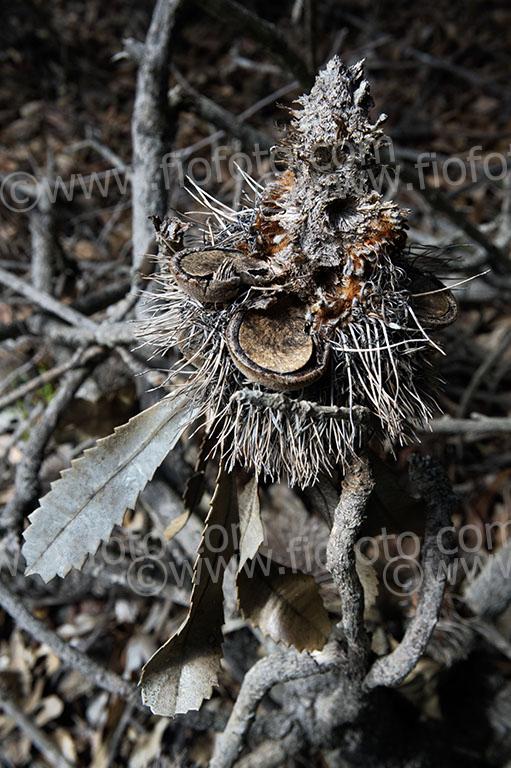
<box><xmin>209</xmin><ymin>645</ymin><xmax>341</xmax><ymax>768</ymax></box>
<box><xmin>364</xmin><ymin>456</ymin><xmax>457</xmax><ymax>689</ymax></box>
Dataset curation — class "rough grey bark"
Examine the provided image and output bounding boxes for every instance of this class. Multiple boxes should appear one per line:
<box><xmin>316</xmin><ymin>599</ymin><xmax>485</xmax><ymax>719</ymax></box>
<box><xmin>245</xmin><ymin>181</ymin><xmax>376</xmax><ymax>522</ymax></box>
<box><xmin>326</xmin><ymin>456</ymin><xmax>374</xmax><ymax>679</ymax></box>
<box><xmin>131</xmin><ymin>0</ymin><xmax>181</xmax><ymax>270</ymax></box>
<box><xmin>210</xmin><ymin>645</ymin><xmax>342</xmax><ymax>768</ymax></box>
<box><xmin>29</xmin><ymin>185</ymin><xmax>54</xmax><ymax>295</ymax></box>
<box><xmin>364</xmin><ymin>456</ymin><xmax>456</xmax><ymax>689</ymax></box>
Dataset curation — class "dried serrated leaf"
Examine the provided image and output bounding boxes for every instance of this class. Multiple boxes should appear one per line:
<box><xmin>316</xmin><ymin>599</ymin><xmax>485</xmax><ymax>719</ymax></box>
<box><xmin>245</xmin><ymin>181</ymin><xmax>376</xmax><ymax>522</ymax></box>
<box><xmin>22</xmin><ymin>394</ymin><xmax>197</xmax><ymax>582</ymax></box>
<box><xmin>141</xmin><ymin>470</ymin><xmax>239</xmax><ymax>716</ymax></box>
<box><xmin>237</xmin><ymin>474</ymin><xmax>264</xmax><ymax>572</ymax></box>
<box><xmin>237</xmin><ymin>556</ymin><xmax>331</xmax><ymax>651</ymax></box>
<box><xmin>163</xmin><ymin>428</ymin><xmax>212</xmax><ymax>543</ymax></box>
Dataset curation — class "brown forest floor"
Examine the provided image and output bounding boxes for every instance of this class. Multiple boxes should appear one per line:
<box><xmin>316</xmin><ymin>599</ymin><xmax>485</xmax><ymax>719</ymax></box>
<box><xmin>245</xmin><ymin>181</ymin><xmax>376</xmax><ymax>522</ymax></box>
<box><xmin>1</xmin><ymin>1</ymin><xmax>511</xmax><ymax>766</ymax></box>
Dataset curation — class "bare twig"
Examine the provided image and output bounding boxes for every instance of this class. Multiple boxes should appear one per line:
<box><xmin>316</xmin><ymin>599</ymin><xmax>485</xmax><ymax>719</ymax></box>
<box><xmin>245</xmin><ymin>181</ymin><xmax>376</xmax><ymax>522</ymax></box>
<box><xmin>1</xmin><ymin>352</ymin><xmax>104</xmax><ymax>532</ymax></box>
<box><xmin>426</xmin><ymin>415</ymin><xmax>511</xmax><ymax>436</ymax></box>
<box><xmin>193</xmin><ymin>0</ymin><xmax>312</xmax><ymax>88</ymax></box>
<box><xmin>71</xmin><ymin>278</ymin><xmax>132</xmax><ymax>316</ymax></box>
<box><xmin>326</xmin><ymin>456</ymin><xmax>374</xmax><ymax>680</ymax></box>
<box><xmin>66</xmin><ymin>137</ymin><xmax>130</xmax><ymax>176</ymax></box>
<box><xmin>210</xmin><ymin>646</ymin><xmax>340</xmax><ymax>768</ymax></box>
<box><xmin>238</xmin><ymin>83</ymin><xmax>301</xmax><ymax>121</ymax></box>
<box><xmin>131</xmin><ymin>0</ymin><xmax>181</xmax><ymax>270</ymax></box>
<box><xmin>0</xmin><ymin>279</ymin><xmax>133</xmax><ymax>342</ymax></box>
<box><xmin>0</xmin><ymin>267</ymin><xmax>137</xmax><ymax>349</ymax></box>
<box><xmin>0</xmin><ymin>266</ymin><xmax>97</xmax><ymax>332</ymax></box>
<box><xmin>172</xmin><ymin>69</ymin><xmax>273</xmax><ymax>152</ymax></box>
<box><xmin>122</xmin><ymin>40</ymin><xmax>297</xmax><ymax>155</ymax></box>
<box><xmin>0</xmin><ymin>357</ymin><xmax>40</xmax><ymax>397</ymax></box>
<box><xmin>457</xmin><ymin>327</ymin><xmax>511</xmax><ymax>417</ymax></box>
<box><xmin>29</xmin><ymin>182</ymin><xmax>55</xmax><ymax>295</ymax></box>
<box><xmin>398</xmin><ymin>162</ymin><xmax>509</xmax><ymax>274</ymax></box>
<box><xmin>101</xmin><ymin>700</ymin><xmax>137</xmax><ymax>765</ymax></box>
<box><xmin>0</xmin><ymin>403</ymin><xmax>44</xmax><ymax>467</ymax></box>
<box><xmin>401</xmin><ymin>45</ymin><xmax>504</xmax><ymax>100</ymax></box>
<box><xmin>0</xmin><ymin>347</ymin><xmax>89</xmax><ymax>411</ymax></box>
<box><xmin>0</xmin><ymin>580</ymin><xmax>135</xmax><ymax>700</ymax></box>
<box><xmin>22</xmin><ymin>315</ymin><xmax>137</xmax><ymax>349</ymax></box>
<box><xmin>0</xmin><ymin>678</ymin><xmax>74</xmax><ymax>768</ymax></box>
<box><xmin>364</xmin><ymin>455</ymin><xmax>456</xmax><ymax>689</ymax></box>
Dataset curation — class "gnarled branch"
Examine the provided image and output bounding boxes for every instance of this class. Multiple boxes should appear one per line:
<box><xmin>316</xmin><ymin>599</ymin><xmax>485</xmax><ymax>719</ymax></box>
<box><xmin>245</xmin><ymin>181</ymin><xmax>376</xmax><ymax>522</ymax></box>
<box><xmin>326</xmin><ymin>455</ymin><xmax>374</xmax><ymax>680</ymax></box>
<box><xmin>210</xmin><ymin>645</ymin><xmax>341</xmax><ymax>768</ymax></box>
<box><xmin>364</xmin><ymin>456</ymin><xmax>456</xmax><ymax>689</ymax></box>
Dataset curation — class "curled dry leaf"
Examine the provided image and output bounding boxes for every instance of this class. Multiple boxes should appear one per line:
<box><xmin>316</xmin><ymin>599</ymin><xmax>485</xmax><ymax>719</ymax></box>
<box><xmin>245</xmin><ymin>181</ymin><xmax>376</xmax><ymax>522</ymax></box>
<box><xmin>22</xmin><ymin>394</ymin><xmax>198</xmax><ymax>582</ymax></box>
<box><xmin>237</xmin><ymin>556</ymin><xmax>332</xmax><ymax>652</ymax></box>
<box><xmin>163</xmin><ymin>510</ymin><xmax>192</xmax><ymax>541</ymax></box>
<box><xmin>140</xmin><ymin>470</ymin><xmax>239</xmax><ymax>717</ymax></box>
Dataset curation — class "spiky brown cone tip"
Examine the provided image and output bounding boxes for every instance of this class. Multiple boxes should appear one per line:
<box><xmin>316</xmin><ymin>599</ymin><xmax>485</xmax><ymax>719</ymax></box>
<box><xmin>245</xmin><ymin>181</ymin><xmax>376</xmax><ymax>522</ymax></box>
<box><xmin>138</xmin><ymin>56</ymin><xmax>457</xmax><ymax>488</ymax></box>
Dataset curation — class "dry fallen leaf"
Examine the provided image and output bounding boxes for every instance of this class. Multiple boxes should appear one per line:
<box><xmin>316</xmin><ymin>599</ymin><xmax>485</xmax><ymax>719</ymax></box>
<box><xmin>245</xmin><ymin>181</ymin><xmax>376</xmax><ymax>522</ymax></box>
<box><xmin>129</xmin><ymin>719</ymin><xmax>168</xmax><ymax>768</ymax></box>
<box><xmin>237</xmin><ymin>555</ymin><xmax>332</xmax><ymax>651</ymax></box>
<box><xmin>34</xmin><ymin>694</ymin><xmax>64</xmax><ymax>727</ymax></box>
<box><xmin>141</xmin><ymin>469</ymin><xmax>239</xmax><ymax>716</ymax></box>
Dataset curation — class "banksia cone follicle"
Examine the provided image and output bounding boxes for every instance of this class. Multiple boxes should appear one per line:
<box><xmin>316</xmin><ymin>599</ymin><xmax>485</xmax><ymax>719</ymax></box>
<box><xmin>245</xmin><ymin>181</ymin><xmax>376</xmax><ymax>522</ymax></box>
<box><xmin>139</xmin><ymin>56</ymin><xmax>457</xmax><ymax>488</ymax></box>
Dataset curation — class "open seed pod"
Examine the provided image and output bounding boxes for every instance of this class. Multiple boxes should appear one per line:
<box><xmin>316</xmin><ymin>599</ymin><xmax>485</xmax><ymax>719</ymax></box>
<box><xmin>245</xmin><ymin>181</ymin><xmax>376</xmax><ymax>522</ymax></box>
<box><xmin>170</xmin><ymin>247</ymin><xmax>274</xmax><ymax>304</ymax></box>
<box><xmin>226</xmin><ymin>297</ymin><xmax>329</xmax><ymax>391</ymax></box>
<box><xmin>170</xmin><ymin>248</ymin><xmax>241</xmax><ymax>303</ymax></box>
<box><xmin>409</xmin><ymin>271</ymin><xmax>458</xmax><ymax>329</ymax></box>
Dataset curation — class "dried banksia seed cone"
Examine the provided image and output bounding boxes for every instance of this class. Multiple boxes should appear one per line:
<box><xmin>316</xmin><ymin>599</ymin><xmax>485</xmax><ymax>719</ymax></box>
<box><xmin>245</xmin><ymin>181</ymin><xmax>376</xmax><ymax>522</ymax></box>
<box><xmin>139</xmin><ymin>56</ymin><xmax>457</xmax><ymax>488</ymax></box>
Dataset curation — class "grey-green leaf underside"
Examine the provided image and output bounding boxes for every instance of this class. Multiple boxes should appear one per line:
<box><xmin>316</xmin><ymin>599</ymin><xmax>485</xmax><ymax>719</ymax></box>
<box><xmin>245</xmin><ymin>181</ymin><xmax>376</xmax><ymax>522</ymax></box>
<box><xmin>22</xmin><ymin>394</ymin><xmax>198</xmax><ymax>582</ymax></box>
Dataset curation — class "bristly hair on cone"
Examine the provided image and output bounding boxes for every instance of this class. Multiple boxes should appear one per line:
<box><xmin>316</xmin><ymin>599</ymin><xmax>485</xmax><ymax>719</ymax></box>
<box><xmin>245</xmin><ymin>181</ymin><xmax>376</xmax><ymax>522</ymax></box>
<box><xmin>137</xmin><ymin>56</ymin><xmax>457</xmax><ymax>488</ymax></box>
